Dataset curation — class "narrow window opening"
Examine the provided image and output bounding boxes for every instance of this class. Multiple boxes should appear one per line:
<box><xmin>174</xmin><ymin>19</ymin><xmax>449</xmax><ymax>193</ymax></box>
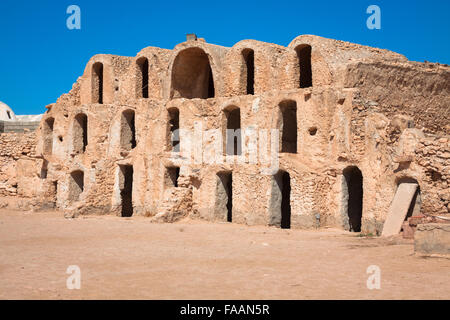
<box><xmin>73</xmin><ymin>113</ymin><xmax>88</xmax><ymax>154</ymax></box>
<box><xmin>242</xmin><ymin>49</ymin><xmax>254</xmax><ymax>95</ymax></box>
<box><xmin>137</xmin><ymin>57</ymin><xmax>149</xmax><ymax>98</ymax></box>
<box><xmin>279</xmin><ymin>100</ymin><xmax>297</xmax><ymax>153</ymax></box>
<box><xmin>296</xmin><ymin>44</ymin><xmax>312</xmax><ymax>88</ymax></box>
<box><xmin>207</xmin><ymin>65</ymin><xmax>215</xmax><ymax>98</ymax></box>
<box><xmin>121</xmin><ymin>110</ymin><xmax>136</xmax><ymax>151</ymax></box>
<box><xmin>168</xmin><ymin>108</ymin><xmax>180</xmax><ymax>152</ymax></box>
<box><xmin>92</xmin><ymin>62</ymin><xmax>104</xmax><ymax>104</ymax></box>
<box><xmin>224</xmin><ymin>107</ymin><xmax>241</xmax><ymax>156</ymax></box>
<box><xmin>43</xmin><ymin>117</ymin><xmax>55</xmax><ymax>155</ymax></box>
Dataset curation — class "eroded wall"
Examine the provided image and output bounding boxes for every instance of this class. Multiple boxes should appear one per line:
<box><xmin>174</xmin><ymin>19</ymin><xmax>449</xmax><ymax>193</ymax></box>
<box><xmin>0</xmin><ymin>131</ymin><xmax>43</xmax><ymax>209</ymax></box>
<box><xmin>2</xmin><ymin>35</ymin><xmax>448</xmax><ymax>235</ymax></box>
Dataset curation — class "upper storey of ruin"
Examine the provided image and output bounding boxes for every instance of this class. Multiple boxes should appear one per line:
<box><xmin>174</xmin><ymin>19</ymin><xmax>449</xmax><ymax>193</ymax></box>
<box><xmin>59</xmin><ymin>35</ymin><xmax>409</xmax><ymax>105</ymax></box>
<box><xmin>48</xmin><ymin>34</ymin><xmax>449</xmax><ymax>135</ymax></box>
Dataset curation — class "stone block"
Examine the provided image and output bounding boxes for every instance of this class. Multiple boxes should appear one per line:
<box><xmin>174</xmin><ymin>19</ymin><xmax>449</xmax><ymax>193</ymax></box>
<box><xmin>414</xmin><ymin>223</ymin><xmax>450</xmax><ymax>256</ymax></box>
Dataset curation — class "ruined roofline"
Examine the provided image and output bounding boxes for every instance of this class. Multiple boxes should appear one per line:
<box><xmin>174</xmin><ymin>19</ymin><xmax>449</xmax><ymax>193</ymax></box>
<box><xmin>40</xmin><ymin>34</ymin><xmax>450</xmax><ymax>117</ymax></box>
<box><xmin>37</xmin><ymin>33</ymin><xmax>448</xmax><ymax>137</ymax></box>
<box><xmin>68</xmin><ymin>34</ymin><xmax>420</xmax><ymax>105</ymax></box>
<box><xmin>89</xmin><ymin>34</ymin><xmax>408</xmax><ymax>63</ymax></box>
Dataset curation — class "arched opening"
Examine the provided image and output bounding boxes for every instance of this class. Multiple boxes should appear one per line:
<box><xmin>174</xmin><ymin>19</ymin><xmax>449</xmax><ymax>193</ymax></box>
<box><xmin>167</xmin><ymin>107</ymin><xmax>180</xmax><ymax>152</ymax></box>
<box><xmin>270</xmin><ymin>170</ymin><xmax>291</xmax><ymax>229</ymax></box>
<box><xmin>215</xmin><ymin>171</ymin><xmax>233</xmax><ymax>222</ymax></box>
<box><xmin>165</xmin><ymin>167</ymin><xmax>180</xmax><ymax>188</ymax></box>
<box><xmin>120</xmin><ymin>110</ymin><xmax>136</xmax><ymax>151</ymax></box>
<box><xmin>343</xmin><ymin>166</ymin><xmax>363</xmax><ymax>232</ymax></box>
<box><xmin>223</xmin><ymin>106</ymin><xmax>241</xmax><ymax>156</ymax></box>
<box><xmin>136</xmin><ymin>57</ymin><xmax>149</xmax><ymax>98</ymax></box>
<box><xmin>119</xmin><ymin>165</ymin><xmax>133</xmax><ymax>217</ymax></box>
<box><xmin>43</xmin><ymin>117</ymin><xmax>54</xmax><ymax>155</ymax></box>
<box><xmin>73</xmin><ymin>113</ymin><xmax>88</xmax><ymax>154</ymax></box>
<box><xmin>280</xmin><ymin>171</ymin><xmax>291</xmax><ymax>229</ymax></box>
<box><xmin>279</xmin><ymin>100</ymin><xmax>297</xmax><ymax>153</ymax></box>
<box><xmin>69</xmin><ymin>170</ymin><xmax>84</xmax><ymax>202</ymax></box>
<box><xmin>242</xmin><ymin>49</ymin><xmax>254</xmax><ymax>95</ymax></box>
<box><xmin>92</xmin><ymin>62</ymin><xmax>104</xmax><ymax>104</ymax></box>
<box><xmin>171</xmin><ymin>47</ymin><xmax>215</xmax><ymax>99</ymax></box>
<box><xmin>295</xmin><ymin>44</ymin><xmax>312</xmax><ymax>88</ymax></box>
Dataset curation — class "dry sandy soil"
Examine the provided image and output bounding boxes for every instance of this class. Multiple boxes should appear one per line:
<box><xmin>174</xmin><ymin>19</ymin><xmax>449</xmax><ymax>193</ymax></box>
<box><xmin>0</xmin><ymin>209</ymin><xmax>449</xmax><ymax>300</ymax></box>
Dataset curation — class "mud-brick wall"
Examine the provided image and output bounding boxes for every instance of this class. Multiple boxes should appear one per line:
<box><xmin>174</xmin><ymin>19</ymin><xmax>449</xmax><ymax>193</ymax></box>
<box><xmin>345</xmin><ymin>61</ymin><xmax>450</xmax><ymax>135</ymax></box>
<box><xmin>0</xmin><ymin>131</ymin><xmax>40</xmax><ymax>200</ymax></box>
<box><xmin>415</xmin><ymin>136</ymin><xmax>450</xmax><ymax>215</ymax></box>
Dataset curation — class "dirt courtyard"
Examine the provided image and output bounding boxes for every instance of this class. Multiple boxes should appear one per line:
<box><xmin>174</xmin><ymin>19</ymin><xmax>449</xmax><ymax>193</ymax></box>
<box><xmin>0</xmin><ymin>209</ymin><xmax>449</xmax><ymax>300</ymax></box>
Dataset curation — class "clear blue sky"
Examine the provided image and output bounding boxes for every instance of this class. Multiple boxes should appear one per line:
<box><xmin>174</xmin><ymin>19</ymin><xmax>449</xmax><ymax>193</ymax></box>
<box><xmin>0</xmin><ymin>0</ymin><xmax>449</xmax><ymax>115</ymax></box>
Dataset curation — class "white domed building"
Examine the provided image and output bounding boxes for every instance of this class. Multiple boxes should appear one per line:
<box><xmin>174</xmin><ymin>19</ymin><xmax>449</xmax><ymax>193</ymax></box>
<box><xmin>0</xmin><ymin>101</ymin><xmax>43</xmax><ymax>133</ymax></box>
<box><xmin>0</xmin><ymin>101</ymin><xmax>16</xmax><ymax>121</ymax></box>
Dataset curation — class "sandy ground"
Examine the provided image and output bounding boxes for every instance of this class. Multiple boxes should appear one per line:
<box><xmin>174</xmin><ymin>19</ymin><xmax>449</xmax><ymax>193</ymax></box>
<box><xmin>0</xmin><ymin>209</ymin><xmax>449</xmax><ymax>300</ymax></box>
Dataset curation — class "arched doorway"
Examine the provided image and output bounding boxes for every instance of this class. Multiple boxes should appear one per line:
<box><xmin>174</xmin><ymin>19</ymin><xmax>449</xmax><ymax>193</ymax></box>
<box><xmin>270</xmin><ymin>170</ymin><xmax>292</xmax><ymax>229</ymax></box>
<box><xmin>170</xmin><ymin>48</ymin><xmax>215</xmax><ymax>99</ymax></box>
<box><xmin>215</xmin><ymin>171</ymin><xmax>233</xmax><ymax>222</ymax></box>
<box><xmin>343</xmin><ymin>166</ymin><xmax>363</xmax><ymax>232</ymax></box>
